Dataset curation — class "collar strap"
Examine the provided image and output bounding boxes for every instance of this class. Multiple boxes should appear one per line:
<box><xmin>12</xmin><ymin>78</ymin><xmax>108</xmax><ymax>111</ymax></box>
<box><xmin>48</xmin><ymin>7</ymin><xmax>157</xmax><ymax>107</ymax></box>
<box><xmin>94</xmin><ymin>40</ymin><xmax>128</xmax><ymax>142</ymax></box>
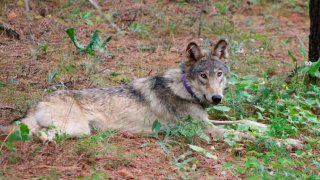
<box><xmin>181</xmin><ymin>73</ymin><xmax>196</xmax><ymax>98</ymax></box>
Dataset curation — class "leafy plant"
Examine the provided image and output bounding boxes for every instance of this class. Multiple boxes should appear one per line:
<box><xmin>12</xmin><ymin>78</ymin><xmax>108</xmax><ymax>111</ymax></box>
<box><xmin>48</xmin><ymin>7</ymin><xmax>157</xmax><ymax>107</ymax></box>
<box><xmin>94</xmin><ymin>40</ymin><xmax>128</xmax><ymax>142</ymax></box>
<box><xmin>108</xmin><ymin>73</ymin><xmax>130</xmax><ymax>84</ymax></box>
<box><xmin>75</xmin><ymin>130</ymin><xmax>113</xmax><ymax>161</ymax></box>
<box><xmin>188</xmin><ymin>144</ymin><xmax>217</xmax><ymax>160</ymax></box>
<box><xmin>214</xmin><ymin>2</ymin><xmax>228</xmax><ymax>14</ymax></box>
<box><xmin>47</xmin><ymin>69</ymin><xmax>58</xmax><ymax>84</ymax></box>
<box><xmin>169</xmin><ymin>20</ymin><xmax>178</xmax><ymax>35</ymax></box>
<box><xmin>1</xmin><ymin>122</ymin><xmax>30</xmax><ymax>152</ymax></box>
<box><xmin>38</xmin><ymin>41</ymin><xmax>48</xmax><ymax>53</ymax></box>
<box><xmin>152</xmin><ymin>119</ymin><xmax>162</xmax><ymax>137</ymax></box>
<box><xmin>79</xmin><ymin>11</ymin><xmax>94</xmax><ymax>26</ymax></box>
<box><xmin>152</xmin><ymin>116</ymin><xmax>212</xmax><ymax>173</ymax></box>
<box><xmin>289</xmin><ymin>37</ymin><xmax>320</xmax><ymax>79</ymax></box>
<box><xmin>65</xmin><ymin>28</ymin><xmax>112</xmax><ymax>56</ymax></box>
<box><xmin>173</xmin><ymin>151</ymin><xmax>195</xmax><ymax>172</ymax></box>
<box><xmin>207</xmin><ymin>105</ymin><xmax>231</xmax><ymax>113</ymax></box>
<box><xmin>152</xmin><ymin>116</ymin><xmax>210</xmax><ymax>143</ymax></box>
<box><xmin>7</xmin><ymin>122</ymin><xmax>30</xmax><ymax>142</ymax></box>
<box><xmin>177</xmin><ymin>1</ymin><xmax>188</xmax><ymax>7</ymax></box>
<box><xmin>223</xmin><ymin>131</ymin><xmax>241</xmax><ymax>147</ymax></box>
<box><xmin>128</xmin><ymin>22</ymin><xmax>149</xmax><ymax>34</ymax></box>
<box><xmin>167</xmin><ymin>116</ymin><xmax>211</xmax><ymax>143</ymax></box>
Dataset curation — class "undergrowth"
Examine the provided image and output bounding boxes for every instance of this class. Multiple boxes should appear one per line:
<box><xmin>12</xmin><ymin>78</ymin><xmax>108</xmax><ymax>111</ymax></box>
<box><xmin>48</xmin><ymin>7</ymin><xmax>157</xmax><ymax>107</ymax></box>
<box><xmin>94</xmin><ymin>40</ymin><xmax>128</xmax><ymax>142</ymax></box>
<box><xmin>0</xmin><ymin>0</ymin><xmax>318</xmax><ymax>179</ymax></box>
<box><xmin>148</xmin><ymin>38</ymin><xmax>320</xmax><ymax>178</ymax></box>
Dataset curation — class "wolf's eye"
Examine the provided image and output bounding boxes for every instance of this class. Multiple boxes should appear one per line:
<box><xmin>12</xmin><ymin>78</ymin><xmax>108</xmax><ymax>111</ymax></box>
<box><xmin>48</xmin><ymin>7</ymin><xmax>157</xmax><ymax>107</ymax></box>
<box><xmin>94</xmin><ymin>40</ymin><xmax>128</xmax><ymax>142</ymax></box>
<box><xmin>217</xmin><ymin>72</ymin><xmax>222</xmax><ymax>77</ymax></box>
<box><xmin>200</xmin><ymin>74</ymin><xmax>207</xmax><ymax>79</ymax></box>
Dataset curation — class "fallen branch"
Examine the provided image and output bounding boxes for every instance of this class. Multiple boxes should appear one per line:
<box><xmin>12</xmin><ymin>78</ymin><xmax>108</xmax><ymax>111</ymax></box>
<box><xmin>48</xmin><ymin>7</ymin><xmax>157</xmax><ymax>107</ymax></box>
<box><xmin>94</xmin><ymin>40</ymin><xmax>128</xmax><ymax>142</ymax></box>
<box><xmin>24</xmin><ymin>0</ymin><xmax>36</xmax><ymax>44</ymax></box>
<box><xmin>0</xmin><ymin>22</ymin><xmax>20</xmax><ymax>40</ymax></box>
<box><xmin>0</xmin><ymin>106</ymin><xmax>15</xmax><ymax>111</ymax></box>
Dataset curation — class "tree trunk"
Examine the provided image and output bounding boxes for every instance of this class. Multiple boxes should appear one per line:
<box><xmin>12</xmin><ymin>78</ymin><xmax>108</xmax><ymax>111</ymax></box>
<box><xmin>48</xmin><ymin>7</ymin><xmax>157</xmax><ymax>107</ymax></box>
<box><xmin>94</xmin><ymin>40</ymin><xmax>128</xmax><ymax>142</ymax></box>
<box><xmin>309</xmin><ymin>0</ymin><xmax>320</xmax><ymax>83</ymax></box>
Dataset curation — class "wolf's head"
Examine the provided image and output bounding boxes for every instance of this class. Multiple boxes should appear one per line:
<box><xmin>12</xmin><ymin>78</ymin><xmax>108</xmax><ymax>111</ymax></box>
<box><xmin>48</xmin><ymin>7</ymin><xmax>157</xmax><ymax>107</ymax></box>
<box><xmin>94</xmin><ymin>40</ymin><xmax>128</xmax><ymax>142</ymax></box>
<box><xmin>181</xmin><ymin>40</ymin><xmax>229</xmax><ymax>105</ymax></box>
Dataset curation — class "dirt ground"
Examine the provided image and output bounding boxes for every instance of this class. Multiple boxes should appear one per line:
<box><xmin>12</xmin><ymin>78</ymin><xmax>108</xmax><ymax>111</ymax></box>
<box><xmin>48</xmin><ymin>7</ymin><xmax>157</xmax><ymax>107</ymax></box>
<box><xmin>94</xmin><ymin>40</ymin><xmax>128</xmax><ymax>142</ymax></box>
<box><xmin>0</xmin><ymin>0</ymin><xmax>310</xmax><ymax>179</ymax></box>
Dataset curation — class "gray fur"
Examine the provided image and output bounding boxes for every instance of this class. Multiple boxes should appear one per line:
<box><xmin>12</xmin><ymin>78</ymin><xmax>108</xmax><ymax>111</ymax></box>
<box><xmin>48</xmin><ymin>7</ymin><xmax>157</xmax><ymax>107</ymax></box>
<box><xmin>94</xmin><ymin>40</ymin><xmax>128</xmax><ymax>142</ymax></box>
<box><xmin>1</xmin><ymin>40</ymin><xmax>270</xmax><ymax>143</ymax></box>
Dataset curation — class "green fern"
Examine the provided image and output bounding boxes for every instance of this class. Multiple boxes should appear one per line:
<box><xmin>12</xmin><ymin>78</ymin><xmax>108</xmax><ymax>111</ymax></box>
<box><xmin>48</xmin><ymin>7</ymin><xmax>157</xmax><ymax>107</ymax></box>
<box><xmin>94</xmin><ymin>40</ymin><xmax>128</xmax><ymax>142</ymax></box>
<box><xmin>65</xmin><ymin>27</ymin><xmax>112</xmax><ymax>56</ymax></box>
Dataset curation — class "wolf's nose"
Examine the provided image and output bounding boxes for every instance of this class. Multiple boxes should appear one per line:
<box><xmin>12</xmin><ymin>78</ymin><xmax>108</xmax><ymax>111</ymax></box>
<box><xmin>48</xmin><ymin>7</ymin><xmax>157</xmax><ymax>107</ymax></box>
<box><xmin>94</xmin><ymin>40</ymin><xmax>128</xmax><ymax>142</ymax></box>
<box><xmin>212</xmin><ymin>95</ymin><xmax>222</xmax><ymax>103</ymax></box>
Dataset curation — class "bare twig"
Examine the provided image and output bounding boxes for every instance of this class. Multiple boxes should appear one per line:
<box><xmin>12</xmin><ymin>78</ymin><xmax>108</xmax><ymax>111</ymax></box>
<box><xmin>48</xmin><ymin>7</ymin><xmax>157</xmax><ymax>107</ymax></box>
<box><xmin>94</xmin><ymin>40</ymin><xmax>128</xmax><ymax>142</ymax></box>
<box><xmin>88</xmin><ymin>0</ymin><xmax>122</xmax><ymax>33</ymax></box>
<box><xmin>0</xmin><ymin>151</ymin><xmax>8</xmax><ymax>165</ymax></box>
<box><xmin>24</xmin><ymin>0</ymin><xmax>36</xmax><ymax>44</ymax></box>
<box><xmin>0</xmin><ymin>106</ymin><xmax>15</xmax><ymax>111</ymax></box>
<box><xmin>197</xmin><ymin>9</ymin><xmax>203</xmax><ymax>38</ymax></box>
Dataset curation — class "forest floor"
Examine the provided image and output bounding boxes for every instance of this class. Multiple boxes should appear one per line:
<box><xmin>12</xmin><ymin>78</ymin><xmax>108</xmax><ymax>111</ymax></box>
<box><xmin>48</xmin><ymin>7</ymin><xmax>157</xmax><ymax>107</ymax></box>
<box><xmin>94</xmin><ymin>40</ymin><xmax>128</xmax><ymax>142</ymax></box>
<box><xmin>0</xmin><ymin>0</ymin><xmax>317</xmax><ymax>179</ymax></box>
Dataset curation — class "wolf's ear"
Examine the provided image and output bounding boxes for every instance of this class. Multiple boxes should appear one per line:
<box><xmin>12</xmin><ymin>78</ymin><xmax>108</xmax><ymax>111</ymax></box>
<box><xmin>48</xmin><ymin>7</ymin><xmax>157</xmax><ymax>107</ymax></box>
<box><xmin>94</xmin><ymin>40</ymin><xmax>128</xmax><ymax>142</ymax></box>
<box><xmin>213</xmin><ymin>39</ymin><xmax>228</xmax><ymax>60</ymax></box>
<box><xmin>186</xmin><ymin>42</ymin><xmax>203</xmax><ymax>62</ymax></box>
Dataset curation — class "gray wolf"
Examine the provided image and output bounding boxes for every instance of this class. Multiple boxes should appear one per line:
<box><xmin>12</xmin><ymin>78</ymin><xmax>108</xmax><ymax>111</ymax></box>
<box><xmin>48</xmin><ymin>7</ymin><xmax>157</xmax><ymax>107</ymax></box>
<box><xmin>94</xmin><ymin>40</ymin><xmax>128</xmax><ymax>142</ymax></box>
<box><xmin>1</xmin><ymin>40</ymin><xmax>269</xmax><ymax>142</ymax></box>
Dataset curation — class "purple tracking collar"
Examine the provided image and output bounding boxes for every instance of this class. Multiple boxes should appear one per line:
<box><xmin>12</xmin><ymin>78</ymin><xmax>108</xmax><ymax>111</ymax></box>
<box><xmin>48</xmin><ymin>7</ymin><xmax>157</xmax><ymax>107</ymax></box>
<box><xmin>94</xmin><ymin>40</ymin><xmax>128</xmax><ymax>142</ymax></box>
<box><xmin>181</xmin><ymin>73</ymin><xmax>196</xmax><ymax>98</ymax></box>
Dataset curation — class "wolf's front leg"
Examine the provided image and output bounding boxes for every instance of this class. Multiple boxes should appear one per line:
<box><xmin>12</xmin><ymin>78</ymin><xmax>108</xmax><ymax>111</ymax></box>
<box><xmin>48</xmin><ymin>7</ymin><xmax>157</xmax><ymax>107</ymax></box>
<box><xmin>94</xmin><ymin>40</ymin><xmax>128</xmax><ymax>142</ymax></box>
<box><xmin>204</xmin><ymin>119</ymin><xmax>304</xmax><ymax>151</ymax></box>
<box><xmin>188</xmin><ymin>106</ymin><xmax>254</xmax><ymax>141</ymax></box>
<box><xmin>205</xmin><ymin>125</ymin><xmax>254</xmax><ymax>141</ymax></box>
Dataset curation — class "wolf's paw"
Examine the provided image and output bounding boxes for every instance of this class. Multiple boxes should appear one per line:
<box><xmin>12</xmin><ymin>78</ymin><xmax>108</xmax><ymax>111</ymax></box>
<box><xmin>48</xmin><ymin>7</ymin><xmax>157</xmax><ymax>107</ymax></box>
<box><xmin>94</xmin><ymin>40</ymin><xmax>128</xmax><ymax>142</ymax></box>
<box><xmin>206</xmin><ymin>127</ymin><xmax>254</xmax><ymax>141</ymax></box>
<box><xmin>37</xmin><ymin>130</ymin><xmax>56</xmax><ymax>143</ymax></box>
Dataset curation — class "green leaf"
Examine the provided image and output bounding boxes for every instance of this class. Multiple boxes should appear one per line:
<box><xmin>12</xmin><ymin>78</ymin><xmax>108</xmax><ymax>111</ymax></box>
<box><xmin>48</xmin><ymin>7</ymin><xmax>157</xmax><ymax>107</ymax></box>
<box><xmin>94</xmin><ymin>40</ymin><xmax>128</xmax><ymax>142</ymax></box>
<box><xmin>176</xmin><ymin>157</ymin><xmax>195</xmax><ymax>167</ymax></box>
<box><xmin>188</xmin><ymin>144</ymin><xmax>217</xmax><ymax>159</ymax></box>
<box><xmin>128</xmin><ymin>22</ymin><xmax>149</xmax><ymax>33</ymax></box>
<box><xmin>158</xmin><ymin>141</ymin><xmax>169</xmax><ymax>154</ymax></box>
<box><xmin>198</xmin><ymin>131</ymin><xmax>211</xmax><ymax>143</ymax></box>
<box><xmin>80</xmin><ymin>11</ymin><xmax>94</xmax><ymax>26</ymax></box>
<box><xmin>65</xmin><ymin>28</ymin><xmax>85</xmax><ymax>50</ymax></box>
<box><xmin>254</xmin><ymin>105</ymin><xmax>265</xmax><ymax>112</ymax></box>
<box><xmin>288</xmin><ymin>50</ymin><xmax>297</xmax><ymax>63</ymax></box>
<box><xmin>19</xmin><ymin>123</ymin><xmax>30</xmax><ymax>141</ymax></box>
<box><xmin>65</xmin><ymin>28</ymin><xmax>112</xmax><ymax>56</ymax></box>
<box><xmin>175</xmin><ymin>151</ymin><xmax>192</xmax><ymax>161</ymax></box>
<box><xmin>257</xmin><ymin>112</ymin><xmax>263</xmax><ymax>120</ymax></box>
<box><xmin>308</xmin><ymin>59</ymin><xmax>320</xmax><ymax>77</ymax></box>
<box><xmin>177</xmin><ymin>1</ymin><xmax>187</xmax><ymax>7</ymax></box>
<box><xmin>152</xmin><ymin>120</ymin><xmax>161</xmax><ymax>134</ymax></box>
<box><xmin>212</xmin><ymin>106</ymin><xmax>231</xmax><ymax>112</ymax></box>
<box><xmin>140</xmin><ymin>142</ymin><xmax>150</xmax><ymax>148</ymax></box>
<box><xmin>84</xmin><ymin>19</ymin><xmax>93</xmax><ymax>26</ymax></box>
<box><xmin>298</xmin><ymin>36</ymin><xmax>307</xmax><ymax>62</ymax></box>
<box><xmin>47</xmin><ymin>69</ymin><xmax>58</xmax><ymax>84</ymax></box>
<box><xmin>100</xmin><ymin>36</ymin><xmax>112</xmax><ymax>49</ymax></box>
<box><xmin>84</xmin><ymin>29</ymin><xmax>100</xmax><ymax>55</ymax></box>
<box><xmin>7</xmin><ymin>123</ymin><xmax>30</xmax><ymax>142</ymax></box>
<box><xmin>215</xmin><ymin>3</ymin><xmax>227</xmax><ymax>14</ymax></box>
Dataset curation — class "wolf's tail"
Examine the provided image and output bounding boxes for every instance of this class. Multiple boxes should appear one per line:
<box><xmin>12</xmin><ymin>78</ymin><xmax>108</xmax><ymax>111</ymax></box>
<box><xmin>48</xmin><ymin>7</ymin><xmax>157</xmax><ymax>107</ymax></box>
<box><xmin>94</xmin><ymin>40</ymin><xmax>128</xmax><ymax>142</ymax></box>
<box><xmin>0</xmin><ymin>124</ymin><xmax>18</xmax><ymax>135</ymax></box>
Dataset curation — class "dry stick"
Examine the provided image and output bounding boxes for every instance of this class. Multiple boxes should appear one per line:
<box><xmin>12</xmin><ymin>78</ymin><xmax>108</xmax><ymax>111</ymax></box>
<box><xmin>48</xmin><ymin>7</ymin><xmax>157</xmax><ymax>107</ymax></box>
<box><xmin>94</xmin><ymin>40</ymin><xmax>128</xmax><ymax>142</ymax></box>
<box><xmin>88</xmin><ymin>0</ymin><xmax>122</xmax><ymax>33</ymax></box>
<box><xmin>0</xmin><ymin>106</ymin><xmax>15</xmax><ymax>111</ymax></box>
<box><xmin>197</xmin><ymin>8</ymin><xmax>203</xmax><ymax>38</ymax></box>
<box><xmin>24</xmin><ymin>0</ymin><xmax>36</xmax><ymax>45</ymax></box>
<box><xmin>197</xmin><ymin>1</ymin><xmax>207</xmax><ymax>38</ymax></box>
